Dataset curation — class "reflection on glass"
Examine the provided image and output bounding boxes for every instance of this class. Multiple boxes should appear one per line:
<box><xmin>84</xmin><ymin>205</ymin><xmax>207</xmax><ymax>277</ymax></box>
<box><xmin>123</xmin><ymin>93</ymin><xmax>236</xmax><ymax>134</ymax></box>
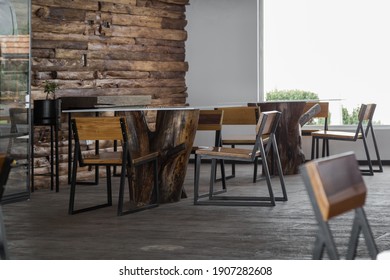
<box><xmin>0</xmin><ymin>0</ymin><xmax>30</xmax><ymax>202</ymax></box>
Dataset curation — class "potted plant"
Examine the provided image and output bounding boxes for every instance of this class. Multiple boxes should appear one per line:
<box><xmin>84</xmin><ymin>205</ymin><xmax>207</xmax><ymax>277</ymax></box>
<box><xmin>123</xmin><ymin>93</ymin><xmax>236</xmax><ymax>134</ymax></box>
<box><xmin>44</xmin><ymin>81</ymin><xmax>58</xmax><ymax>100</ymax></box>
<box><xmin>33</xmin><ymin>81</ymin><xmax>61</xmax><ymax>126</ymax></box>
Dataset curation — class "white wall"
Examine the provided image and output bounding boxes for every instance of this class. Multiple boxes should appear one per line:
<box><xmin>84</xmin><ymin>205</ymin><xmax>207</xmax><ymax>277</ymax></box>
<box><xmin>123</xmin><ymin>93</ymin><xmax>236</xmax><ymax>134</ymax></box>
<box><xmin>186</xmin><ymin>0</ymin><xmax>259</xmax><ymax>147</ymax></box>
<box><xmin>186</xmin><ymin>0</ymin><xmax>258</xmax><ymax>107</ymax></box>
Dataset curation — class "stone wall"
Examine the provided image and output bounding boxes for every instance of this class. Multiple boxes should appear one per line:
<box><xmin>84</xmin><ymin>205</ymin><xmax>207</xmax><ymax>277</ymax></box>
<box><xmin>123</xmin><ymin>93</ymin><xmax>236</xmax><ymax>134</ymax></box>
<box><xmin>30</xmin><ymin>0</ymin><xmax>189</xmax><ymax>188</ymax></box>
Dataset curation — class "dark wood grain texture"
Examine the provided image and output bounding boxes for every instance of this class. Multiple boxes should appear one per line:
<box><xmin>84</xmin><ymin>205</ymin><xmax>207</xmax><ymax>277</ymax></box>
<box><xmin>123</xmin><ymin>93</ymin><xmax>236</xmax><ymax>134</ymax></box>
<box><xmin>118</xmin><ymin>109</ymin><xmax>199</xmax><ymax>203</ymax></box>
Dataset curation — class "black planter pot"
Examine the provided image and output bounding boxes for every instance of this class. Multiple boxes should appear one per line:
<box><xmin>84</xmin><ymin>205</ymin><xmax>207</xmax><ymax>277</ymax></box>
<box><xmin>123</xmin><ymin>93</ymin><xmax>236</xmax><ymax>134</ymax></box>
<box><xmin>33</xmin><ymin>99</ymin><xmax>61</xmax><ymax>126</ymax></box>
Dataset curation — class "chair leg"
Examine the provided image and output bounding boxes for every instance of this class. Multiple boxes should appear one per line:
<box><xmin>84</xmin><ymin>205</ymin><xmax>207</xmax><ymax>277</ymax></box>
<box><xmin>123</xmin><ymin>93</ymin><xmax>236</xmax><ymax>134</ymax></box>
<box><xmin>311</xmin><ymin>137</ymin><xmax>316</xmax><ymax>160</ymax></box>
<box><xmin>215</xmin><ymin>144</ymin><xmax>236</xmax><ymax>181</ymax></box>
<box><xmin>195</xmin><ymin>156</ymin><xmax>227</xmax><ymax>199</ymax></box>
<box><xmin>346</xmin><ymin>208</ymin><xmax>378</xmax><ymax>260</ymax></box>
<box><xmin>215</xmin><ymin>158</ymin><xmax>235</xmax><ymax>182</ymax></box>
<box><xmin>313</xmin><ymin>222</ymin><xmax>340</xmax><ymax>260</ymax></box>
<box><xmin>209</xmin><ymin>159</ymin><xmax>217</xmax><ymax>199</ymax></box>
<box><xmin>370</xmin><ymin>128</ymin><xmax>383</xmax><ymax>172</ymax></box>
<box><xmin>118</xmin><ymin>160</ymin><xmax>159</xmax><ymax>216</ymax></box>
<box><xmin>106</xmin><ymin>166</ymin><xmax>113</xmax><ymax>206</ymax></box>
<box><xmin>68</xmin><ymin>148</ymin><xmax>79</xmax><ymax>215</ymax></box>
<box><xmin>0</xmin><ymin>207</ymin><xmax>9</xmax><ymax>260</ymax></box>
<box><xmin>259</xmin><ymin>145</ymin><xmax>276</xmax><ymax>206</ymax></box>
<box><xmin>253</xmin><ymin>157</ymin><xmax>258</xmax><ymax>183</ymax></box>
<box><xmin>272</xmin><ymin>136</ymin><xmax>288</xmax><ymax>201</ymax></box>
<box><xmin>361</xmin><ymin>135</ymin><xmax>374</xmax><ymax>176</ymax></box>
<box><xmin>193</xmin><ymin>155</ymin><xmax>202</xmax><ymax>205</ymax></box>
<box><xmin>117</xmin><ymin>162</ymin><xmax>128</xmax><ymax>216</ymax></box>
<box><xmin>153</xmin><ymin>159</ymin><xmax>159</xmax><ymax>204</ymax></box>
<box><xmin>69</xmin><ymin>148</ymin><xmax>112</xmax><ymax>215</ymax></box>
<box><xmin>220</xmin><ymin>159</ymin><xmax>227</xmax><ymax>191</ymax></box>
<box><xmin>312</xmin><ymin>234</ymin><xmax>326</xmax><ymax>260</ymax></box>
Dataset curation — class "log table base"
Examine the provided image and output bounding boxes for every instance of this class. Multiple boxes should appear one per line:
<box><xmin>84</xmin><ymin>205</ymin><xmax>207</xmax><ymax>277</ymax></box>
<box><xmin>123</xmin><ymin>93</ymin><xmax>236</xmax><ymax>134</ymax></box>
<box><xmin>119</xmin><ymin>109</ymin><xmax>199</xmax><ymax>204</ymax></box>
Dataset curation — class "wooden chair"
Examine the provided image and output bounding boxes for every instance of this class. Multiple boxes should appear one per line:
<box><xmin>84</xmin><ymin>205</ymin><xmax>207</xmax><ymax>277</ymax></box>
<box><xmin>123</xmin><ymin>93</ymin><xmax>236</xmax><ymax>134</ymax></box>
<box><xmin>214</xmin><ymin>106</ymin><xmax>260</xmax><ymax>182</ymax></box>
<box><xmin>194</xmin><ymin>111</ymin><xmax>287</xmax><ymax>206</ymax></box>
<box><xmin>69</xmin><ymin>116</ymin><xmax>159</xmax><ymax>216</ymax></box>
<box><xmin>0</xmin><ymin>154</ymin><xmax>12</xmax><ymax>259</ymax></box>
<box><xmin>299</xmin><ymin>102</ymin><xmax>329</xmax><ymax>158</ymax></box>
<box><xmin>191</xmin><ymin>110</ymin><xmax>226</xmax><ymax>198</ymax></box>
<box><xmin>300</xmin><ymin>151</ymin><xmax>378</xmax><ymax>259</ymax></box>
<box><xmin>311</xmin><ymin>104</ymin><xmax>382</xmax><ymax>175</ymax></box>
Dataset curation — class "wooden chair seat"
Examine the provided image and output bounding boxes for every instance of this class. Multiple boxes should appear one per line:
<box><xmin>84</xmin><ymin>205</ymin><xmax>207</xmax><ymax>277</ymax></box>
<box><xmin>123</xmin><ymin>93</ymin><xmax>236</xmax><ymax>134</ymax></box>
<box><xmin>196</xmin><ymin>146</ymin><xmax>259</xmax><ymax>160</ymax></box>
<box><xmin>312</xmin><ymin>130</ymin><xmax>362</xmax><ymax>140</ymax></box>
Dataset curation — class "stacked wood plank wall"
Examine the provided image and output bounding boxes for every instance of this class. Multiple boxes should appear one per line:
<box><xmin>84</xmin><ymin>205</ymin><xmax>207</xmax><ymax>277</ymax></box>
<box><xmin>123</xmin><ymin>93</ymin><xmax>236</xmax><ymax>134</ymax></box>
<box><xmin>31</xmin><ymin>0</ymin><xmax>189</xmax><ymax>188</ymax></box>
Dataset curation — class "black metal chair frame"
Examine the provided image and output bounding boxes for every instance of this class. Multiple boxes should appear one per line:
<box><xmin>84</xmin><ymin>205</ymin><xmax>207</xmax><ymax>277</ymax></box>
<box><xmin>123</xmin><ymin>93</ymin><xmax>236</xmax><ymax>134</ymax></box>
<box><xmin>300</xmin><ymin>152</ymin><xmax>378</xmax><ymax>259</ymax></box>
<box><xmin>194</xmin><ymin>111</ymin><xmax>287</xmax><ymax>206</ymax></box>
<box><xmin>69</xmin><ymin>117</ymin><xmax>159</xmax><ymax>216</ymax></box>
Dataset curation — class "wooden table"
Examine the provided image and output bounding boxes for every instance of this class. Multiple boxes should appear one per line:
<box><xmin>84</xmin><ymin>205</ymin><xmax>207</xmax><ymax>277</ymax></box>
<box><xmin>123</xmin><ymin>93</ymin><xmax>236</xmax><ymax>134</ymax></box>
<box><xmin>249</xmin><ymin>101</ymin><xmax>307</xmax><ymax>175</ymax></box>
<box><xmin>63</xmin><ymin>106</ymin><xmax>199</xmax><ymax>204</ymax></box>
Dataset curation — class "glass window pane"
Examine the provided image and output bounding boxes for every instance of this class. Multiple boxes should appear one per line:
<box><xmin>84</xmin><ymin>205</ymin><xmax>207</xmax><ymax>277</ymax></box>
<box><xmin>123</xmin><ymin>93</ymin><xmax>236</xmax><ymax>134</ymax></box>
<box><xmin>264</xmin><ymin>0</ymin><xmax>389</xmax><ymax>124</ymax></box>
<box><xmin>0</xmin><ymin>0</ymin><xmax>30</xmax><ymax>201</ymax></box>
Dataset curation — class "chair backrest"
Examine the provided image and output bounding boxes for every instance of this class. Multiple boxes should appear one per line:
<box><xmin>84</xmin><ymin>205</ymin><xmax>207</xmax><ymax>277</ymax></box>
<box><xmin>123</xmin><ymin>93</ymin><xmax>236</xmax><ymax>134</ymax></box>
<box><xmin>197</xmin><ymin>110</ymin><xmax>224</xmax><ymax>131</ymax></box>
<box><xmin>71</xmin><ymin>117</ymin><xmax>128</xmax><ymax>164</ymax></box>
<box><xmin>365</xmin><ymin>103</ymin><xmax>376</xmax><ymax>120</ymax></box>
<box><xmin>72</xmin><ymin>116</ymin><xmax>126</xmax><ymax>142</ymax></box>
<box><xmin>304</xmin><ymin>102</ymin><xmax>329</xmax><ymax>119</ymax></box>
<box><xmin>362</xmin><ymin>104</ymin><xmax>376</xmax><ymax>133</ymax></box>
<box><xmin>301</xmin><ymin>101</ymin><xmax>329</xmax><ymax>128</ymax></box>
<box><xmin>352</xmin><ymin>104</ymin><xmax>372</xmax><ymax>138</ymax></box>
<box><xmin>0</xmin><ymin>154</ymin><xmax>12</xmax><ymax>200</ymax></box>
<box><xmin>301</xmin><ymin>151</ymin><xmax>366</xmax><ymax>221</ymax></box>
<box><xmin>215</xmin><ymin>106</ymin><xmax>259</xmax><ymax>125</ymax></box>
<box><xmin>9</xmin><ymin>107</ymin><xmax>28</xmax><ymax>134</ymax></box>
<box><xmin>252</xmin><ymin>110</ymin><xmax>281</xmax><ymax>159</ymax></box>
<box><xmin>196</xmin><ymin>110</ymin><xmax>224</xmax><ymax>147</ymax></box>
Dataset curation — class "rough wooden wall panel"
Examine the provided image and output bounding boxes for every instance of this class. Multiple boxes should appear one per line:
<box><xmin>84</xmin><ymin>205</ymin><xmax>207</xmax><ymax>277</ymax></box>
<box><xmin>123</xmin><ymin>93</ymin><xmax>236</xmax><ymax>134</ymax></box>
<box><xmin>31</xmin><ymin>0</ymin><xmax>189</xmax><ymax>188</ymax></box>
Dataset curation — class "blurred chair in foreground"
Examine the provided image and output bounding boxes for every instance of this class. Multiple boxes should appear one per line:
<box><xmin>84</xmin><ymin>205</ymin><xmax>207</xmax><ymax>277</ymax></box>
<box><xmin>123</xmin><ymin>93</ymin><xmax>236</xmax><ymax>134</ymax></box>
<box><xmin>300</xmin><ymin>151</ymin><xmax>378</xmax><ymax>259</ymax></box>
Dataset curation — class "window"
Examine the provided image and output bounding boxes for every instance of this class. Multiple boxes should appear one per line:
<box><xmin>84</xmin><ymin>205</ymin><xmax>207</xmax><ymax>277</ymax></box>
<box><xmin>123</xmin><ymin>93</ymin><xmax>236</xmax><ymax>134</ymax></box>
<box><xmin>264</xmin><ymin>0</ymin><xmax>390</xmax><ymax>124</ymax></box>
<box><xmin>0</xmin><ymin>0</ymin><xmax>30</xmax><ymax>202</ymax></box>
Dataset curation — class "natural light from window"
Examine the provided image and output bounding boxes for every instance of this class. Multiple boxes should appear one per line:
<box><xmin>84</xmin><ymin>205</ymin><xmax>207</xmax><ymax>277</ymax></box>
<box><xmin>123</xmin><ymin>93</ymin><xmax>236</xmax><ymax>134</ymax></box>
<box><xmin>264</xmin><ymin>0</ymin><xmax>390</xmax><ymax>124</ymax></box>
